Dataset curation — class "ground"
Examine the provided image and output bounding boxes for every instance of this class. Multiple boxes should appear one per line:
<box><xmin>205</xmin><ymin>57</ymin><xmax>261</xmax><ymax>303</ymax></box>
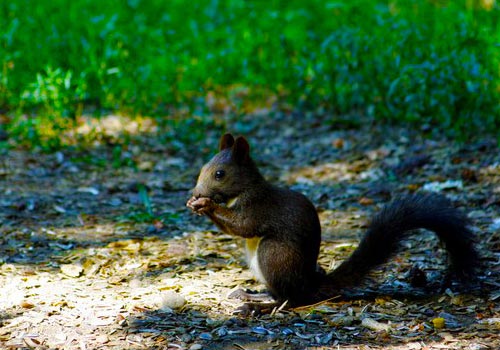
<box><xmin>1</xmin><ymin>113</ymin><xmax>499</xmax><ymax>350</ymax></box>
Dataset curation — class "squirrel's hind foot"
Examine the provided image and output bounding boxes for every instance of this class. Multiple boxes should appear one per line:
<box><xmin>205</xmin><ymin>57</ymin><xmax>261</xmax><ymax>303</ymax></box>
<box><xmin>233</xmin><ymin>301</ymin><xmax>283</xmax><ymax>317</ymax></box>
<box><xmin>228</xmin><ymin>288</ymin><xmax>274</xmax><ymax>302</ymax></box>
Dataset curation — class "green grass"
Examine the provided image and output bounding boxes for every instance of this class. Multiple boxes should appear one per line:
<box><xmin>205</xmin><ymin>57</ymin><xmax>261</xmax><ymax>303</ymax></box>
<box><xmin>1</xmin><ymin>0</ymin><xmax>499</xmax><ymax>149</ymax></box>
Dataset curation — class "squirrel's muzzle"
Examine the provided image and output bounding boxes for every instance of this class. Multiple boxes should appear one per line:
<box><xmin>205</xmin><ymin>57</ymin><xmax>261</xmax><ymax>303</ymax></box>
<box><xmin>191</xmin><ymin>185</ymin><xmax>226</xmax><ymax>204</ymax></box>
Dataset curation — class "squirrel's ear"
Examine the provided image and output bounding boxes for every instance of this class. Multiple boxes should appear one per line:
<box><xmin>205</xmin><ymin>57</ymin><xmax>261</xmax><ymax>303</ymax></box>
<box><xmin>232</xmin><ymin>136</ymin><xmax>250</xmax><ymax>164</ymax></box>
<box><xmin>219</xmin><ymin>133</ymin><xmax>235</xmax><ymax>151</ymax></box>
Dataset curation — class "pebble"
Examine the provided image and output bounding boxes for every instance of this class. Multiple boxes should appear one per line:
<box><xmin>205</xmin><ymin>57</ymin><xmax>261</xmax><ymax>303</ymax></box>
<box><xmin>190</xmin><ymin>344</ymin><xmax>203</xmax><ymax>350</ymax></box>
<box><xmin>160</xmin><ymin>291</ymin><xmax>186</xmax><ymax>310</ymax></box>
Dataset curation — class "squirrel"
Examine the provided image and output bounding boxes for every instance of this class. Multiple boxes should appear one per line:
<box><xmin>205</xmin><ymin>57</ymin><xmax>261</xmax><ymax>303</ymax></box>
<box><xmin>186</xmin><ymin>133</ymin><xmax>479</xmax><ymax>314</ymax></box>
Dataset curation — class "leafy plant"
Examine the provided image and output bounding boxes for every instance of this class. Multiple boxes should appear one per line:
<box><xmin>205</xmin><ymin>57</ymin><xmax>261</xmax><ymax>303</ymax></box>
<box><xmin>1</xmin><ymin>0</ymin><xmax>499</xmax><ymax>147</ymax></box>
<box><xmin>8</xmin><ymin>67</ymin><xmax>86</xmax><ymax>149</ymax></box>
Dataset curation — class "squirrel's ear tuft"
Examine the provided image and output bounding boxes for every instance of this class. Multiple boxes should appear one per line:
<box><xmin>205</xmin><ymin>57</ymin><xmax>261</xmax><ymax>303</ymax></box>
<box><xmin>232</xmin><ymin>136</ymin><xmax>250</xmax><ymax>164</ymax></box>
<box><xmin>219</xmin><ymin>133</ymin><xmax>235</xmax><ymax>151</ymax></box>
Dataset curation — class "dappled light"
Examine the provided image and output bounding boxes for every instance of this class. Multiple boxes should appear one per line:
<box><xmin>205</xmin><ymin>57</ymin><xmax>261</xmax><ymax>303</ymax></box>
<box><xmin>2</xmin><ymin>114</ymin><xmax>500</xmax><ymax>349</ymax></box>
<box><xmin>283</xmin><ymin>160</ymin><xmax>384</xmax><ymax>185</ymax></box>
<box><xmin>1</xmin><ymin>0</ymin><xmax>500</xmax><ymax>349</ymax></box>
<box><xmin>74</xmin><ymin>115</ymin><xmax>158</xmax><ymax>139</ymax></box>
<box><xmin>2</xmin><ymin>113</ymin><xmax>500</xmax><ymax>348</ymax></box>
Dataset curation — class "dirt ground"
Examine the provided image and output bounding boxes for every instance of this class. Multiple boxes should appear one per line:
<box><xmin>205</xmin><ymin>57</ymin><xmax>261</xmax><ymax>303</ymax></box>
<box><xmin>1</xmin><ymin>113</ymin><xmax>499</xmax><ymax>349</ymax></box>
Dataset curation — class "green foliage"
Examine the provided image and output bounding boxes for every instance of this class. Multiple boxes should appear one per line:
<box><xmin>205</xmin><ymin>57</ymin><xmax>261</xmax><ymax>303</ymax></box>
<box><xmin>111</xmin><ymin>145</ymin><xmax>136</xmax><ymax>169</ymax></box>
<box><xmin>1</xmin><ymin>0</ymin><xmax>499</xmax><ymax>147</ymax></box>
<box><xmin>137</xmin><ymin>184</ymin><xmax>153</xmax><ymax>217</ymax></box>
<box><xmin>120</xmin><ymin>184</ymin><xmax>182</xmax><ymax>225</ymax></box>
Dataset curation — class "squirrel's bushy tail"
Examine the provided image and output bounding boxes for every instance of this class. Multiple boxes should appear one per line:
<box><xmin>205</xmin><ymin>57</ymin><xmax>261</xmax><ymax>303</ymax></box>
<box><xmin>326</xmin><ymin>193</ymin><xmax>478</xmax><ymax>288</ymax></box>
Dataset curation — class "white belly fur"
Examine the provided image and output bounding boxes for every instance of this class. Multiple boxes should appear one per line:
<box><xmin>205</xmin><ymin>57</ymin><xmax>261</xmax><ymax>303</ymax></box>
<box><xmin>245</xmin><ymin>237</ymin><xmax>266</xmax><ymax>284</ymax></box>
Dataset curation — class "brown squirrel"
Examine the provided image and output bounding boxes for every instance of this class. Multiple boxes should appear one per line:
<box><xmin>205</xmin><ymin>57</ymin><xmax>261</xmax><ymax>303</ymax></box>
<box><xmin>186</xmin><ymin>133</ymin><xmax>478</xmax><ymax>314</ymax></box>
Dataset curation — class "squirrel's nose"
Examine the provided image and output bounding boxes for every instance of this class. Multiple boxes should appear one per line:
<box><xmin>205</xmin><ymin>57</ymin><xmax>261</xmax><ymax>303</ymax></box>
<box><xmin>192</xmin><ymin>186</ymin><xmax>202</xmax><ymax>198</ymax></box>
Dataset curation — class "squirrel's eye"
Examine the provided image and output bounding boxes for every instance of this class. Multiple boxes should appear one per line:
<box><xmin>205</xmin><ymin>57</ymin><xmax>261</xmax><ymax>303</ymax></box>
<box><xmin>215</xmin><ymin>169</ymin><xmax>225</xmax><ymax>180</ymax></box>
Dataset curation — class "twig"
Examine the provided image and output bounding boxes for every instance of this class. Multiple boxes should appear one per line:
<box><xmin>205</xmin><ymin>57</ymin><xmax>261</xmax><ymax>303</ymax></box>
<box><xmin>271</xmin><ymin>300</ymin><xmax>288</xmax><ymax>316</ymax></box>
<box><xmin>292</xmin><ymin>295</ymin><xmax>341</xmax><ymax>311</ymax></box>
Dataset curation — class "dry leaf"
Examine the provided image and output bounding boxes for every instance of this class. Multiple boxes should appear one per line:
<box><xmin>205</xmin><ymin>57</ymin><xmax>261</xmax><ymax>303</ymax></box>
<box><xmin>361</xmin><ymin>318</ymin><xmax>391</xmax><ymax>332</ymax></box>
<box><xmin>432</xmin><ymin>317</ymin><xmax>446</xmax><ymax>329</ymax></box>
<box><xmin>60</xmin><ymin>263</ymin><xmax>83</xmax><ymax>277</ymax></box>
<box><xmin>20</xmin><ymin>300</ymin><xmax>35</xmax><ymax>309</ymax></box>
<box><xmin>358</xmin><ymin>197</ymin><xmax>374</xmax><ymax>205</ymax></box>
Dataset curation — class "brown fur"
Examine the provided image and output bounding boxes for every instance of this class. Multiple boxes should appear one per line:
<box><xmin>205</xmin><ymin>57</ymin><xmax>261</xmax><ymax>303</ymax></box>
<box><xmin>187</xmin><ymin>133</ymin><xmax>479</xmax><ymax>313</ymax></box>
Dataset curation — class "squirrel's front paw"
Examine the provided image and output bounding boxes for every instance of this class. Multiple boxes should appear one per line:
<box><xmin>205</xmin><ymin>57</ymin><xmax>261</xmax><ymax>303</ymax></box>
<box><xmin>186</xmin><ymin>196</ymin><xmax>214</xmax><ymax>215</ymax></box>
<box><xmin>186</xmin><ymin>196</ymin><xmax>198</xmax><ymax>210</ymax></box>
